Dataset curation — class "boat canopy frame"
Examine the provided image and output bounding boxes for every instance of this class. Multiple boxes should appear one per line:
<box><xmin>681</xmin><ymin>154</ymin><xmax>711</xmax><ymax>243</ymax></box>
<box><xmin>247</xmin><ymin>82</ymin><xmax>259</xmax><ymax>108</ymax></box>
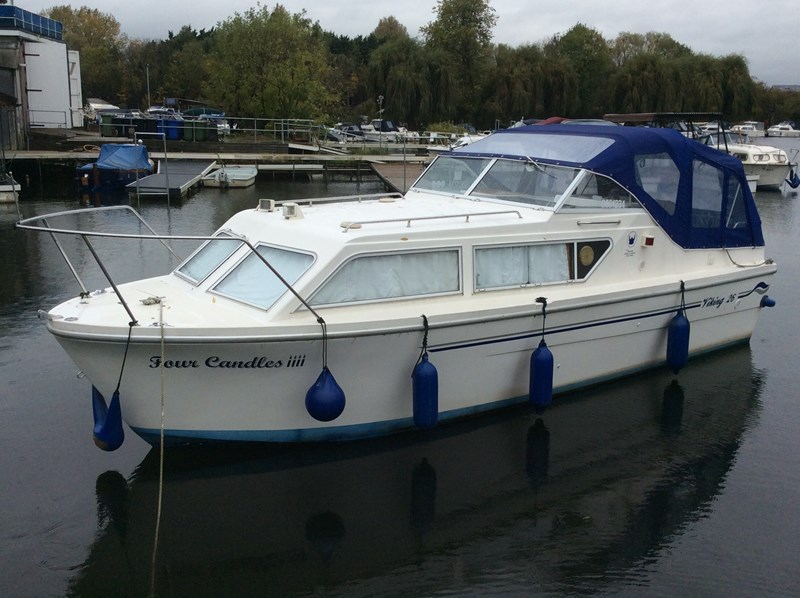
<box><xmin>452</xmin><ymin>124</ymin><xmax>765</xmax><ymax>250</ymax></box>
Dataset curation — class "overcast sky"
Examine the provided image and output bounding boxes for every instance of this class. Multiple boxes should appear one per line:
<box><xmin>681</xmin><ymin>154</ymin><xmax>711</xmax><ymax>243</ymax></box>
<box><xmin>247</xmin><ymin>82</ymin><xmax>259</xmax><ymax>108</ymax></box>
<box><xmin>20</xmin><ymin>0</ymin><xmax>796</xmax><ymax>86</ymax></box>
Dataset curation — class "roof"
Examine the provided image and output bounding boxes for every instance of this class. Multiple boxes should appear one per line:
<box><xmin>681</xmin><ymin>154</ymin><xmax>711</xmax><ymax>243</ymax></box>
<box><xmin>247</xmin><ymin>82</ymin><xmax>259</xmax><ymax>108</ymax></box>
<box><xmin>453</xmin><ymin>124</ymin><xmax>764</xmax><ymax>249</ymax></box>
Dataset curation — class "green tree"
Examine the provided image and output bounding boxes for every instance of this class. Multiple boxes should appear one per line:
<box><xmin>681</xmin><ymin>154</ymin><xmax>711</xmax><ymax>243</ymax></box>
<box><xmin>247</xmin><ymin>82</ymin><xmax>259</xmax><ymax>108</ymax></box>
<box><xmin>205</xmin><ymin>5</ymin><xmax>339</xmax><ymax>119</ymax></box>
<box><xmin>480</xmin><ymin>44</ymin><xmax>544</xmax><ymax>124</ymax></box>
<box><xmin>719</xmin><ymin>54</ymin><xmax>757</xmax><ymax>121</ymax></box>
<box><xmin>421</xmin><ymin>0</ymin><xmax>497</xmax><ymax>122</ymax></box>
<box><xmin>366</xmin><ymin>19</ymin><xmax>434</xmax><ymax>127</ymax></box>
<box><xmin>545</xmin><ymin>24</ymin><xmax>613</xmax><ymax>117</ymax></box>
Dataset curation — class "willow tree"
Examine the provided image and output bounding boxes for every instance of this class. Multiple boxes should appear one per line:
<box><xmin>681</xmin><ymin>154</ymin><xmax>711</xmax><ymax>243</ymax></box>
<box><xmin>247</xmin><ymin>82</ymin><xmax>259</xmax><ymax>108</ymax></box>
<box><xmin>544</xmin><ymin>24</ymin><xmax>613</xmax><ymax>117</ymax></box>
<box><xmin>421</xmin><ymin>0</ymin><xmax>497</xmax><ymax>122</ymax></box>
<box><xmin>679</xmin><ymin>54</ymin><xmax>724</xmax><ymax>112</ymax></box>
<box><xmin>362</xmin><ymin>17</ymin><xmax>430</xmax><ymax>126</ymax></box>
<box><xmin>607</xmin><ymin>53</ymin><xmax>677</xmax><ymax>113</ymax></box>
<box><xmin>481</xmin><ymin>44</ymin><xmax>545</xmax><ymax>125</ymax></box>
<box><xmin>719</xmin><ymin>54</ymin><xmax>757</xmax><ymax>121</ymax></box>
<box><xmin>205</xmin><ymin>5</ymin><xmax>339</xmax><ymax>119</ymax></box>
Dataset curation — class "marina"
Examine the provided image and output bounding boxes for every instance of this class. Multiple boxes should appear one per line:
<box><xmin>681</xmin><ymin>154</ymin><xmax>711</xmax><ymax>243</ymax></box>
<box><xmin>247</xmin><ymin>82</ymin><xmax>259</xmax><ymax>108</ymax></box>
<box><xmin>1</xmin><ymin>135</ymin><xmax>799</xmax><ymax>596</ymax></box>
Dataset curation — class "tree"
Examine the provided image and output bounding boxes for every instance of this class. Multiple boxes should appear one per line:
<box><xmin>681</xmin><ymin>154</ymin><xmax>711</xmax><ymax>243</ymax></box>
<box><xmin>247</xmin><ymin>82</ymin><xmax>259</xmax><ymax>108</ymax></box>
<box><xmin>545</xmin><ymin>24</ymin><xmax>613</xmax><ymax>117</ymax></box>
<box><xmin>421</xmin><ymin>0</ymin><xmax>497</xmax><ymax>121</ymax></box>
<box><xmin>480</xmin><ymin>44</ymin><xmax>545</xmax><ymax>124</ymax></box>
<box><xmin>367</xmin><ymin>32</ymin><xmax>428</xmax><ymax>127</ymax></box>
<box><xmin>205</xmin><ymin>5</ymin><xmax>339</xmax><ymax>119</ymax></box>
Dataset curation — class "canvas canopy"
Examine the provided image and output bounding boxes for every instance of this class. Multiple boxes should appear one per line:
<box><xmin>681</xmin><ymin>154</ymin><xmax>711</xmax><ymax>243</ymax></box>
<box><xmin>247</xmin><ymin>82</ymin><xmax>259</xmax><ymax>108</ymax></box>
<box><xmin>78</xmin><ymin>144</ymin><xmax>152</xmax><ymax>173</ymax></box>
<box><xmin>454</xmin><ymin>124</ymin><xmax>764</xmax><ymax>250</ymax></box>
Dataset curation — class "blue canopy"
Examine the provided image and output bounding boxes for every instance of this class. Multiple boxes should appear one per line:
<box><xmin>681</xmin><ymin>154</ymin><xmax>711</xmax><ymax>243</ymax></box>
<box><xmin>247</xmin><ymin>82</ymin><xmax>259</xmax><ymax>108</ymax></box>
<box><xmin>79</xmin><ymin>144</ymin><xmax>152</xmax><ymax>172</ymax></box>
<box><xmin>455</xmin><ymin>124</ymin><xmax>764</xmax><ymax>250</ymax></box>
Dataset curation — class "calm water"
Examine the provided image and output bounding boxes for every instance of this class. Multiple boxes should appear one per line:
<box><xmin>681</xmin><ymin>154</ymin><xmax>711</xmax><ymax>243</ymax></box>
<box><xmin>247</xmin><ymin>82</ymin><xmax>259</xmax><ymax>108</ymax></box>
<box><xmin>1</xmin><ymin>143</ymin><xmax>799</xmax><ymax>597</ymax></box>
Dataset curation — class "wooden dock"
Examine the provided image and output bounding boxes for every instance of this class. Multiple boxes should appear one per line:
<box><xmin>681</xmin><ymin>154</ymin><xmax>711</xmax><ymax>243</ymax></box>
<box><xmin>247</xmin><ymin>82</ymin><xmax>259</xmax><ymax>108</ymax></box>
<box><xmin>370</xmin><ymin>161</ymin><xmax>427</xmax><ymax>193</ymax></box>
<box><xmin>127</xmin><ymin>159</ymin><xmax>216</xmax><ymax>198</ymax></box>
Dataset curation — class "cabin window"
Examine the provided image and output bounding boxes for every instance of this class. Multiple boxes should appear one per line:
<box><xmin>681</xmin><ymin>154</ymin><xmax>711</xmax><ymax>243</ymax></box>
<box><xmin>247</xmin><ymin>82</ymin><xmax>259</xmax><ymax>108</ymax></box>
<box><xmin>470</xmin><ymin>160</ymin><xmax>579</xmax><ymax>208</ymax></box>
<box><xmin>474</xmin><ymin>240</ymin><xmax>610</xmax><ymax>290</ymax></box>
<box><xmin>310</xmin><ymin>249</ymin><xmax>460</xmax><ymax>305</ymax></box>
<box><xmin>634</xmin><ymin>153</ymin><xmax>679</xmax><ymax>215</ymax></box>
<box><xmin>213</xmin><ymin>245</ymin><xmax>314</xmax><ymax>309</ymax></box>
<box><xmin>691</xmin><ymin>159</ymin><xmax>724</xmax><ymax>228</ymax></box>
<box><xmin>560</xmin><ymin>172</ymin><xmax>641</xmax><ymax>209</ymax></box>
<box><xmin>176</xmin><ymin>232</ymin><xmax>242</xmax><ymax>284</ymax></box>
<box><xmin>414</xmin><ymin>156</ymin><xmax>491</xmax><ymax>195</ymax></box>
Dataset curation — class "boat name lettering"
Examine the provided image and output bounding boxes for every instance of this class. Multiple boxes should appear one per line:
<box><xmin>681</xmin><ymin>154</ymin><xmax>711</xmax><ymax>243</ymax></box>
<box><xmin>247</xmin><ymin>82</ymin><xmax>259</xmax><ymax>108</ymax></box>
<box><xmin>701</xmin><ymin>294</ymin><xmax>737</xmax><ymax>309</ymax></box>
<box><xmin>148</xmin><ymin>355</ymin><xmax>306</xmax><ymax>369</ymax></box>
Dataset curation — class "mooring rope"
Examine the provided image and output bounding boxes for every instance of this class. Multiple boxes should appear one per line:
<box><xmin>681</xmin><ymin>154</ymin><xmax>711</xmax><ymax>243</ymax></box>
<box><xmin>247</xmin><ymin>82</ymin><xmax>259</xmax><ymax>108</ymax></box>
<box><xmin>536</xmin><ymin>297</ymin><xmax>548</xmax><ymax>339</ymax></box>
<box><xmin>149</xmin><ymin>302</ymin><xmax>167</xmax><ymax>596</ymax></box>
<box><xmin>412</xmin><ymin>314</ymin><xmax>430</xmax><ymax>373</ymax></box>
<box><xmin>679</xmin><ymin>280</ymin><xmax>687</xmax><ymax>312</ymax></box>
<box><xmin>115</xmin><ymin>322</ymin><xmax>135</xmax><ymax>394</ymax></box>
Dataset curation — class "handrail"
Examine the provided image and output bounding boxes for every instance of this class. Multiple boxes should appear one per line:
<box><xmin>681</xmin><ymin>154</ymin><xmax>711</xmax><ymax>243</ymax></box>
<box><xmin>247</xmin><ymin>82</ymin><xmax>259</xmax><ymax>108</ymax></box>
<box><xmin>258</xmin><ymin>192</ymin><xmax>403</xmax><ymax>210</ymax></box>
<box><xmin>340</xmin><ymin>209</ymin><xmax>523</xmax><ymax>232</ymax></box>
<box><xmin>16</xmin><ymin>205</ymin><xmax>326</xmax><ymax>325</ymax></box>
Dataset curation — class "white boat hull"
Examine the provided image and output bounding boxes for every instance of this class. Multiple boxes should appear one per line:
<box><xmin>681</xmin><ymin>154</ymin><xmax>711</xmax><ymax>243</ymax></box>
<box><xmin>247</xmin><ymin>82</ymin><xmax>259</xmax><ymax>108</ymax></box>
<box><xmin>51</xmin><ymin>268</ymin><xmax>772</xmax><ymax>444</ymax></box>
<box><xmin>742</xmin><ymin>163</ymin><xmax>790</xmax><ymax>189</ymax></box>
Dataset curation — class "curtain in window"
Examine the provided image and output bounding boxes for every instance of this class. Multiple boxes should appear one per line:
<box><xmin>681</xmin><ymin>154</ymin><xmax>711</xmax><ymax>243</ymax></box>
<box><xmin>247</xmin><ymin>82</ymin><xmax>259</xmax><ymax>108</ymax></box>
<box><xmin>214</xmin><ymin>246</ymin><xmax>313</xmax><ymax>309</ymax></box>
<box><xmin>475</xmin><ymin>244</ymin><xmax>569</xmax><ymax>289</ymax></box>
<box><xmin>311</xmin><ymin>251</ymin><xmax>459</xmax><ymax>305</ymax></box>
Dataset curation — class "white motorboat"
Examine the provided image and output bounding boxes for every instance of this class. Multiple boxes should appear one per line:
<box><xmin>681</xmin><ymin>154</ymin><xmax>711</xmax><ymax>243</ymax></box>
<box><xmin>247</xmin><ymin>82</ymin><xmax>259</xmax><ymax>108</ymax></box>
<box><xmin>17</xmin><ymin>124</ymin><xmax>776</xmax><ymax>448</ymax></box>
<box><xmin>699</xmin><ymin>132</ymin><xmax>793</xmax><ymax>189</ymax></box>
<box><xmin>767</xmin><ymin>122</ymin><xmax>800</xmax><ymax>137</ymax></box>
<box><xmin>731</xmin><ymin>121</ymin><xmax>765</xmax><ymax>138</ymax></box>
<box><xmin>202</xmin><ymin>164</ymin><xmax>257</xmax><ymax>188</ymax></box>
<box><xmin>360</xmin><ymin>118</ymin><xmax>402</xmax><ymax>143</ymax></box>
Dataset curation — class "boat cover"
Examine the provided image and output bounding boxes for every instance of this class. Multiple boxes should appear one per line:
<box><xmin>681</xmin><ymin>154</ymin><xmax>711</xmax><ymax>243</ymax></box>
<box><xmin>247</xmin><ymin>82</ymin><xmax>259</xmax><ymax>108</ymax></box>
<box><xmin>78</xmin><ymin>144</ymin><xmax>152</xmax><ymax>172</ymax></box>
<box><xmin>454</xmin><ymin>124</ymin><xmax>764</xmax><ymax>250</ymax></box>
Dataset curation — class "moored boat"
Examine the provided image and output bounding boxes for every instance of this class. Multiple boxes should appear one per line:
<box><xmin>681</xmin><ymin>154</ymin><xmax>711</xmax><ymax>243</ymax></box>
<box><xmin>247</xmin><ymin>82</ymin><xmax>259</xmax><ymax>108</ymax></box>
<box><xmin>767</xmin><ymin>121</ymin><xmax>800</xmax><ymax>137</ymax></box>
<box><xmin>202</xmin><ymin>164</ymin><xmax>257</xmax><ymax>188</ymax></box>
<box><xmin>17</xmin><ymin>124</ymin><xmax>777</xmax><ymax>448</ymax></box>
<box><xmin>76</xmin><ymin>143</ymin><xmax>154</xmax><ymax>194</ymax></box>
<box><xmin>698</xmin><ymin>131</ymin><xmax>793</xmax><ymax>189</ymax></box>
<box><xmin>731</xmin><ymin>121</ymin><xmax>766</xmax><ymax>138</ymax></box>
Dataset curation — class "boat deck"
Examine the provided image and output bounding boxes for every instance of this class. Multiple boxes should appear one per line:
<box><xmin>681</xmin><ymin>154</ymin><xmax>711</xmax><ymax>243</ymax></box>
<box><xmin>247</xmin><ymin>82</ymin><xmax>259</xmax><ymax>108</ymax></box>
<box><xmin>127</xmin><ymin>160</ymin><xmax>216</xmax><ymax>198</ymax></box>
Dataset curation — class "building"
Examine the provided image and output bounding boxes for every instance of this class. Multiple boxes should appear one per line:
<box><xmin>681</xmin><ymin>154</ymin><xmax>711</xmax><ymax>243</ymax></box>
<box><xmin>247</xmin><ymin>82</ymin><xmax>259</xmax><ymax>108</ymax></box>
<box><xmin>0</xmin><ymin>4</ymin><xmax>82</xmax><ymax>150</ymax></box>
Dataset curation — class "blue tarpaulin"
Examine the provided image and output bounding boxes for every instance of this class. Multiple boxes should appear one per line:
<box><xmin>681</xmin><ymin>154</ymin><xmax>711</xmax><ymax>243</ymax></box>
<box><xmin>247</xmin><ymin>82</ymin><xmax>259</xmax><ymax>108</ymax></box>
<box><xmin>79</xmin><ymin>144</ymin><xmax>152</xmax><ymax>172</ymax></box>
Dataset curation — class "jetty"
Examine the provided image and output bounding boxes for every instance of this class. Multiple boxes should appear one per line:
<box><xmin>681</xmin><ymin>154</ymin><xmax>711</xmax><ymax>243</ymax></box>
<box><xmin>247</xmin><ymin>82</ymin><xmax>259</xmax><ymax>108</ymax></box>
<box><xmin>9</xmin><ymin>130</ymin><xmax>435</xmax><ymax>199</ymax></box>
<box><xmin>127</xmin><ymin>159</ymin><xmax>216</xmax><ymax>198</ymax></box>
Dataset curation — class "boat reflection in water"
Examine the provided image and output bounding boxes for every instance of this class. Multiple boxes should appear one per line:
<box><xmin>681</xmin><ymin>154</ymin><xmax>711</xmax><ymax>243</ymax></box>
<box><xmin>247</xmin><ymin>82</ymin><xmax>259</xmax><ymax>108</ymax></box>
<box><xmin>70</xmin><ymin>345</ymin><xmax>763</xmax><ymax>596</ymax></box>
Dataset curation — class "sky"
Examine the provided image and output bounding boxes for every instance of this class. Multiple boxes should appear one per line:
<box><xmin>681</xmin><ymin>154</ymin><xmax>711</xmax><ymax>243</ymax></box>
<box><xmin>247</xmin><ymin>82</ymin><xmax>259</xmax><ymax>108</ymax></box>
<box><xmin>19</xmin><ymin>0</ymin><xmax>797</xmax><ymax>87</ymax></box>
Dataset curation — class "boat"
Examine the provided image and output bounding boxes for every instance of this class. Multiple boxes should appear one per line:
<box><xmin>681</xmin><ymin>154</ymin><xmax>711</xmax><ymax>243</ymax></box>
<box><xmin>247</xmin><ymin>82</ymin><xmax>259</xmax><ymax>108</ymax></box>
<box><xmin>0</xmin><ymin>171</ymin><xmax>18</xmax><ymax>204</ymax></box>
<box><xmin>16</xmin><ymin>123</ymin><xmax>776</xmax><ymax>448</ymax></box>
<box><xmin>76</xmin><ymin>143</ymin><xmax>154</xmax><ymax>194</ymax></box>
<box><xmin>360</xmin><ymin>118</ymin><xmax>402</xmax><ymax>143</ymax></box>
<box><xmin>767</xmin><ymin>121</ymin><xmax>800</xmax><ymax>137</ymax></box>
<box><xmin>202</xmin><ymin>164</ymin><xmax>257</xmax><ymax>188</ymax></box>
<box><xmin>731</xmin><ymin>121</ymin><xmax>766</xmax><ymax>138</ymax></box>
<box><xmin>698</xmin><ymin>131</ymin><xmax>793</xmax><ymax>189</ymax></box>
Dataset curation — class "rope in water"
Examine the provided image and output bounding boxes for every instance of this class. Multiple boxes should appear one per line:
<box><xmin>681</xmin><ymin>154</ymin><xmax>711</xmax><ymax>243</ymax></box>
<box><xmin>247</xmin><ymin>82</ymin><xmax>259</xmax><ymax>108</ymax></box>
<box><xmin>149</xmin><ymin>302</ymin><xmax>167</xmax><ymax>596</ymax></box>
